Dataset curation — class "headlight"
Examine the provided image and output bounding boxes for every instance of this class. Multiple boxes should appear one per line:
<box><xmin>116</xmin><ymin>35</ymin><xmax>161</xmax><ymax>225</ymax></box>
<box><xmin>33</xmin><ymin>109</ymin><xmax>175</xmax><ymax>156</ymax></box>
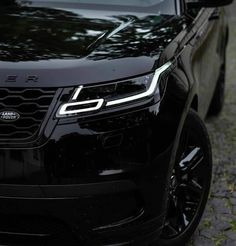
<box><xmin>57</xmin><ymin>62</ymin><xmax>171</xmax><ymax>118</ymax></box>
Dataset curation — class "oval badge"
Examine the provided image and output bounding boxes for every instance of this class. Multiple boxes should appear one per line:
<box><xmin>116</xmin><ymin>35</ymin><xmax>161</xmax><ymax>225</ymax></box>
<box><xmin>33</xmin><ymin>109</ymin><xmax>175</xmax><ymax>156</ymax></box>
<box><xmin>0</xmin><ymin>111</ymin><xmax>20</xmax><ymax>122</ymax></box>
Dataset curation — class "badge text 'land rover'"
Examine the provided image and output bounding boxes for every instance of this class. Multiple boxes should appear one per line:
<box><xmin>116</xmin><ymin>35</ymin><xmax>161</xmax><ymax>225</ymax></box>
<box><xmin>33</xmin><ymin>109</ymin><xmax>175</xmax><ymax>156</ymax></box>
<box><xmin>0</xmin><ymin>111</ymin><xmax>20</xmax><ymax>122</ymax></box>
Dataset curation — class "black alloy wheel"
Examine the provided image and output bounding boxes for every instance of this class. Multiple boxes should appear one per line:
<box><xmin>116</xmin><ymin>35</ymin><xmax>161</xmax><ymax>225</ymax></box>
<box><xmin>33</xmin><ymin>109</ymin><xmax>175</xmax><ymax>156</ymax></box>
<box><xmin>157</xmin><ymin>110</ymin><xmax>212</xmax><ymax>246</ymax></box>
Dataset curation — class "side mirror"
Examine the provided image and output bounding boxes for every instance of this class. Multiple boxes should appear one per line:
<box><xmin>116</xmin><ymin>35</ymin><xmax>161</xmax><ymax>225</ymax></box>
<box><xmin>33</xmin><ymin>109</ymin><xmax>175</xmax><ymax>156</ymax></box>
<box><xmin>187</xmin><ymin>0</ymin><xmax>233</xmax><ymax>8</ymax></box>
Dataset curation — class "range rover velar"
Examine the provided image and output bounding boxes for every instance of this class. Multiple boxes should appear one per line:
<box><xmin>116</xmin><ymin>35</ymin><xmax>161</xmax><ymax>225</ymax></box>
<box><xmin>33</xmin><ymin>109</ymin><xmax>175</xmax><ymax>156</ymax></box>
<box><xmin>0</xmin><ymin>0</ymin><xmax>233</xmax><ymax>245</ymax></box>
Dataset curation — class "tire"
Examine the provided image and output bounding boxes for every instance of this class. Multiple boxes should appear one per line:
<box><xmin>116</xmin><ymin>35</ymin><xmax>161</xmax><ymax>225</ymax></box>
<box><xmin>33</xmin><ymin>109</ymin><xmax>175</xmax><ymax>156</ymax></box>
<box><xmin>208</xmin><ymin>63</ymin><xmax>226</xmax><ymax>116</ymax></box>
<box><xmin>156</xmin><ymin>110</ymin><xmax>212</xmax><ymax>246</ymax></box>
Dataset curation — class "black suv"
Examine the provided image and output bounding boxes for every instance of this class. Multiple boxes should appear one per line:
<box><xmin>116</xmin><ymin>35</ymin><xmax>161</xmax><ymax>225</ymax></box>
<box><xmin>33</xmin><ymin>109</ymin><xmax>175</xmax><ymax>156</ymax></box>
<box><xmin>0</xmin><ymin>0</ymin><xmax>233</xmax><ymax>245</ymax></box>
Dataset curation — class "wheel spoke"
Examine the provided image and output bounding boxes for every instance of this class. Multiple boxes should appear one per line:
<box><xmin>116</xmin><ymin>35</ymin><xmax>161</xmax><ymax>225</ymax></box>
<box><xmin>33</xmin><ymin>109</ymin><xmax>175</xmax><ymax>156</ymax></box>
<box><xmin>179</xmin><ymin>179</ymin><xmax>203</xmax><ymax>204</ymax></box>
<box><xmin>189</xmin><ymin>179</ymin><xmax>203</xmax><ymax>194</ymax></box>
<box><xmin>178</xmin><ymin>185</ymin><xmax>199</xmax><ymax>213</ymax></box>
<box><xmin>164</xmin><ymin>223</ymin><xmax>179</xmax><ymax>237</ymax></box>
<box><xmin>170</xmin><ymin>194</ymin><xmax>178</xmax><ymax>209</ymax></box>
<box><xmin>179</xmin><ymin>147</ymin><xmax>204</xmax><ymax>175</ymax></box>
<box><xmin>178</xmin><ymin>212</ymin><xmax>189</xmax><ymax>232</ymax></box>
<box><xmin>167</xmin><ymin>191</ymin><xmax>189</xmax><ymax>233</ymax></box>
<box><xmin>185</xmin><ymin>200</ymin><xmax>199</xmax><ymax>210</ymax></box>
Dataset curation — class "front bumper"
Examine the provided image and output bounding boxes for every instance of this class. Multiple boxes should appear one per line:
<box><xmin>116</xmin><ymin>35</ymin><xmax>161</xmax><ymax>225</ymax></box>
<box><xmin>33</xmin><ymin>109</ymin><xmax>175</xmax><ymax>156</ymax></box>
<box><xmin>0</xmin><ymin>102</ymin><xmax>180</xmax><ymax>245</ymax></box>
<box><xmin>0</xmin><ymin>180</ymin><xmax>165</xmax><ymax>246</ymax></box>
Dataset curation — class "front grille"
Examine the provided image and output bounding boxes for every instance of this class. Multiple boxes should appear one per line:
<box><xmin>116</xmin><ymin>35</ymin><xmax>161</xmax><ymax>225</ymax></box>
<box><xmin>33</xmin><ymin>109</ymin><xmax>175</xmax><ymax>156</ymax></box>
<box><xmin>0</xmin><ymin>88</ymin><xmax>56</xmax><ymax>140</ymax></box>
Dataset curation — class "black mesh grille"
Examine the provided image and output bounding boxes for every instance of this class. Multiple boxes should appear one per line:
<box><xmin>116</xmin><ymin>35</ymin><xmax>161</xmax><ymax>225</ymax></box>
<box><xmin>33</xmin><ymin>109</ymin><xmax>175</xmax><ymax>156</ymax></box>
<box><xmin>0</xmin><ymin>88</ymin><xmax>56</xmax><ymax>140</ymax></box>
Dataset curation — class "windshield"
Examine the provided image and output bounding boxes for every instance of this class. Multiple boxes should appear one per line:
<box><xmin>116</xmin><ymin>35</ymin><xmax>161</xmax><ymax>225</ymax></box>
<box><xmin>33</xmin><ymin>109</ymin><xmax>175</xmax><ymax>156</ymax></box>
<box><xmin>9</xmin><ymin>0</ymin><xmax>176</xmax><ymax>15</ymax></box>
<box><xmin>28</xmin><ymin>0</ymin><xmax>167</xmax><ymax>7</ymax></box>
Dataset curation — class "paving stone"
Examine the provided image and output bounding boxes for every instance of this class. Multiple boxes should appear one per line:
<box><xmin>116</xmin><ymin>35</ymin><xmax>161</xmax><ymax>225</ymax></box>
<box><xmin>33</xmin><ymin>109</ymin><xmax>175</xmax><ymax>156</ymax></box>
<box><xmin>200</xmin><ymin>229</ymin><xmax>215</xmax><ymax>240</ymax></box>
<box><xmin>225</xmin><ymin>231</ymin><xmax>236</xmax><ymax>241</ymax></box>
<box><xmin>211</xmin><ymin>198</ymin><xmax>232</xmax><ymax>215</ymax></box>
<box><xmin>233</xmin><ymin>207</ymin><xmax>236</xmax><ymax>215</ymax></box>
<box><xmin>192</xmin><ymin>236</ymin><xmax>214</xmax><ymax>246</ymax></box>
<box><xmin>225</xmin><ymin>240</ymin><xmax>236</xmax><ymax>246</ymax></box>
<box><xmin>232</xmin><ymin>192</ymin><xmax>236</xmax><ymax>198</ymax></box>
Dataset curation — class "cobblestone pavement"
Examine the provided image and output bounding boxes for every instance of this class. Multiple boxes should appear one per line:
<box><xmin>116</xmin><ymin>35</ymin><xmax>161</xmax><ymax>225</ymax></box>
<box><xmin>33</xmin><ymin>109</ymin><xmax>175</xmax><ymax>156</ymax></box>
<box><xmin>190</xmin><ymin>5</ymin><xmax>236</xmax><ymax>246</ymax></box>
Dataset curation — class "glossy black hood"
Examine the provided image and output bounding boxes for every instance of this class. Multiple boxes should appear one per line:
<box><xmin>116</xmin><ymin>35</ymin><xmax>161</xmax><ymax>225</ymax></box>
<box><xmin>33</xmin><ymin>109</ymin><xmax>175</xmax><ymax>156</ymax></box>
<box><xmin>0</xmin><ymin>3</ymin><xmax>184</xmax><ymax>87</ymax></box>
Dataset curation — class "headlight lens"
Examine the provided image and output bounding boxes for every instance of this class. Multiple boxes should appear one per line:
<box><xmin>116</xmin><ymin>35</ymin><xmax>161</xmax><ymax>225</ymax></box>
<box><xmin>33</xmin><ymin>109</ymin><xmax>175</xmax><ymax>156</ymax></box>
<box><xmin>57</xmin><ymin>62</ymin><xmax>171</xmax><ymax>118</ymax></box>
